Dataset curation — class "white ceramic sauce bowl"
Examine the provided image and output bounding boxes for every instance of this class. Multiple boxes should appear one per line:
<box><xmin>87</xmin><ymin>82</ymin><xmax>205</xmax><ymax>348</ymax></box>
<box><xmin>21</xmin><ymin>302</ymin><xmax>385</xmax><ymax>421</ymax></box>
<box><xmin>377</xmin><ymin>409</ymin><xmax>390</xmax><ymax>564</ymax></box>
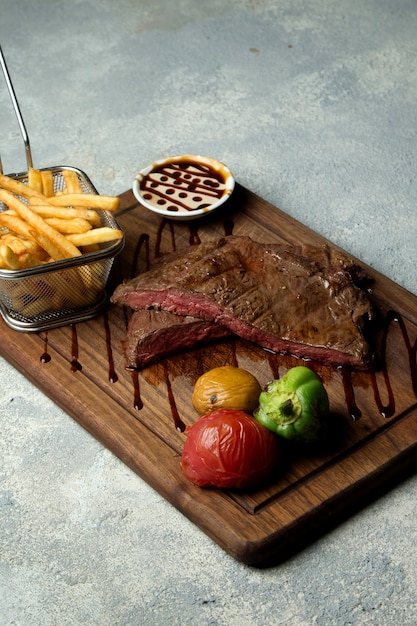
<box><xmin>132</xmin><ymin>154</ymin><xmax>235</xmax><ymax>221</ymax></box>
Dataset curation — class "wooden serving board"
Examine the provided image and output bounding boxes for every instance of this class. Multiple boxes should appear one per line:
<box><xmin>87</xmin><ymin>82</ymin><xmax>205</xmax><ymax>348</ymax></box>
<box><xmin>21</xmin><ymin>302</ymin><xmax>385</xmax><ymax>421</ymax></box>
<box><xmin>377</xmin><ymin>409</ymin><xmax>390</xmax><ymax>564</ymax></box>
<box><xmin>1</xmin><ymin>184</ymin><xmax>417</xmax><ymax>565</ymax></box>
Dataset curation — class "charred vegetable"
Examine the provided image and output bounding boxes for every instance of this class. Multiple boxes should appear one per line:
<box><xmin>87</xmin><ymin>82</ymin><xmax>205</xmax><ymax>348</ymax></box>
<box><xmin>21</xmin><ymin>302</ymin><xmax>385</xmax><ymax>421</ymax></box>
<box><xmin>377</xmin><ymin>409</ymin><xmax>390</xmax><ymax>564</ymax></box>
<box><xmin>181</xmin><ymin>409</ymin><xmax>280</xmax><ymax>489</ymax></box>
<box><xmin>253</xmin><ymin>366</ymin><xmax>329</xmax><ymax>444</ymax></box>
<box><xmin>192</xmin><ymin>365</ymin><xmax>261</xmax><ymax>415</ymax></box>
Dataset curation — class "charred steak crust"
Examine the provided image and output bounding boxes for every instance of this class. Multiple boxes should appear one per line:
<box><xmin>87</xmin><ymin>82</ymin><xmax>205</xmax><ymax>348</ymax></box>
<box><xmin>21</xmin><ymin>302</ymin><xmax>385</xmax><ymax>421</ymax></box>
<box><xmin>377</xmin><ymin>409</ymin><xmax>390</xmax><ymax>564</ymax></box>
<box><xmin>124</xmin><ymin>310</ymin><xmax>231</xmax><ymax>369</ymax></box>
<box><xmin>111</xmin><ymin>236</ymin><xmax>374</xmax><ymax>369</ymax></box>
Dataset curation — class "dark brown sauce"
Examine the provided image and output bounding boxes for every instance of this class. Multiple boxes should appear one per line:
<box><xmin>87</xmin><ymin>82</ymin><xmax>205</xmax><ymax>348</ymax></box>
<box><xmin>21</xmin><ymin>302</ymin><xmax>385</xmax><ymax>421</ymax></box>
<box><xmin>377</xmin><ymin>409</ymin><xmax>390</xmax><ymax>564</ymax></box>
<box><xmin>340</xmin><ymin>367</ymin><xmax>362</xmax><ymax>420</ymax></box>
<box><xmin>155</xmin><ymin>219</ymin><xmax>176</xmax><ymax>258</ymax></box>
<box><xmin>131</xmin><ymin>370</ymin><xmax>143</xmax><ymax>410</ymax></box>
<box><xmin>103</xmin><ymin>311</ymin><xmax>118</xmax><ymax>383</ymax></box>
<box><xmin>387</xmin><ymin>310</ymin><xmax>417</xmax><ymax>396</ymax></box>
<box><xmin>223</xmin><ymin>219</ymin><xmax>234</xmax><ymax>237</ymax></box>
<box><xmin>163</xmin><ymin>361</ymin><xmax>186</xmax><ymax>432</ymax></box>
<box><xmin>140</xmin><ymin>160</ymin><xmax>227</xmax><ymax>213</ymax></box>
<box><xmin>369</xmin><ymin>310</ymin><xmax>396</xmax><ymax>419</ymax></box>
<box><xmin>70</xmin><ymin>324</ymin><xmax>82</xmax><ymax>372</ymax></box>
<box><xmin>267</xmin><ymin>352</ymin><xmax>281</xmax><ymax>380</ymax></box>
<box><xmin>189</xmin><ymin>223</ymin><xmax>201</xmax><ymax>245</ymax></box>
<box><xmin>40</xmin><ymin>331</ymin><xmax>51</xmax><ymax>363</ymax></box>
<box><xmin>227</xmin><ymin>337</ymin><xmax>239</xmax><ymax>368</ymax></box>
<box><xmin>131</xmin><ymin>233</ymin><xmax>150</xmax><ymax>278</ymax></box>
<box><xmin>371</xmin><ymin>369</ymin><xmax>395</xmax><ymax>418</ymax></box>
<box><xmin>339</xmin><ymin>308</ymin><xmax>417</xmax><ymax>420</ymax></box>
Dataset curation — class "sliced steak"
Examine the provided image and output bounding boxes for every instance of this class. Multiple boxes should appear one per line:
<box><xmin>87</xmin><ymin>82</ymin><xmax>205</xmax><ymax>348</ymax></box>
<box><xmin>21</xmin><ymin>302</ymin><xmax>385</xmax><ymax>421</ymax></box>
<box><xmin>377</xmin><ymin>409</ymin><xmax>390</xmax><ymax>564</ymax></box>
<box><xmin>112</xmin><ymin>236</ymin><xmax>374</xmax><ymax>369</ymax></box>
<box><xmin>124</xmin><ymin>309</ymin><xmax>231</xmax><ymax>369</ymax></box>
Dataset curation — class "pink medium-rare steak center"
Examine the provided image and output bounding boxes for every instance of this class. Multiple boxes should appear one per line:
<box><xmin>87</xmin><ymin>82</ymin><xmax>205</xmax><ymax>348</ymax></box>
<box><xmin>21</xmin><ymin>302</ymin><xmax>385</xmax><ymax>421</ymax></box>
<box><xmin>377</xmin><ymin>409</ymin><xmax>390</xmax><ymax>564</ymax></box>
<box><xmin>124</xmin><ymin>309</ymin><xmax>231</xmax><ymax>369</ymax></box>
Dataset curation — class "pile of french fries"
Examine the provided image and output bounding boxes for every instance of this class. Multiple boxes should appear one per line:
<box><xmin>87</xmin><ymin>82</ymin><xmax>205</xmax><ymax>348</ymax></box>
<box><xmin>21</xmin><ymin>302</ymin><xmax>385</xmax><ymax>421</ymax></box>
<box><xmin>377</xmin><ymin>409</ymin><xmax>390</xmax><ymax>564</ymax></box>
<box><xmin>0</xmin><ymin>168</ymin><xmax>123</xmax><ymax>320</ymax></box>
<box><xmin>0</xmin><ymin>167</ymin><xmax>122</xmax><ymax>270</ymax></box>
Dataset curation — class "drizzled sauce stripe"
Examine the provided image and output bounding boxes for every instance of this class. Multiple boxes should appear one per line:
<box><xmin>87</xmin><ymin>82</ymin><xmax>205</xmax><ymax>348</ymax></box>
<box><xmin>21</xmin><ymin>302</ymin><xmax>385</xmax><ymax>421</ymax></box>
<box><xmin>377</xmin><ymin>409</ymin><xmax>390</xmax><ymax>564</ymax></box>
<box><xmin>163</xmin><ymin>361</ymin><xmax>186</xmax><ymax>432</ymax></box>
<box><xmin>341</xmin><ymin>367</ymin><xmax>362</xmax><ymax>421</ymax></box>
<box><xmin>387</xmin><ymin>310</ymin><xmax>417</xmax><ymax>396</ymax></box>
<box><xmin>40</xmin><ymin>332</ymin><xmax>51</xmax><ymax>363</ymax></box>
<box><xmin>70</xmin><ymin>324</ymin><xmax>82</xmax><ymax>372</ymax></box>
<box><xmin>131</xmin><ymin>370</ymin><xmax>143</xmax><ymax>410</ymax></box>
<box><xmin>103</xmin><ymin>311</ymin><xmax>118</xmax><ymax>384</ymax></box>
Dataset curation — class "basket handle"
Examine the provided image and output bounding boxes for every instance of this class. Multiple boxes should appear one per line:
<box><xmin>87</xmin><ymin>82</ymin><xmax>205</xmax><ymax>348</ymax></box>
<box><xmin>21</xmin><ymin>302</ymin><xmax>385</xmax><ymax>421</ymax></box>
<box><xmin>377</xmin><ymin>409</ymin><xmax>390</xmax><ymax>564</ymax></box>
<box><xmin>0</xmin><ymin>44</ymin><xmax>33</xmax><ymax>173</ymax></box>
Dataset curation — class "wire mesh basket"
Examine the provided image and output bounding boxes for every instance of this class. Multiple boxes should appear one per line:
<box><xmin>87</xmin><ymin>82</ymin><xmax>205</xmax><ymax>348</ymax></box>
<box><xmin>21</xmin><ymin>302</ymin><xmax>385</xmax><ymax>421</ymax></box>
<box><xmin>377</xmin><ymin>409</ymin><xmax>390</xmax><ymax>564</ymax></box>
<box><xmin>0</xmin><ymin>46</ymin><xmax>124</xmax><ymax>332</ymax></box>
<box><xmin>0</xmin><ymin>166</ymin><xmax>124</xmax><ymax>331</ymax></box>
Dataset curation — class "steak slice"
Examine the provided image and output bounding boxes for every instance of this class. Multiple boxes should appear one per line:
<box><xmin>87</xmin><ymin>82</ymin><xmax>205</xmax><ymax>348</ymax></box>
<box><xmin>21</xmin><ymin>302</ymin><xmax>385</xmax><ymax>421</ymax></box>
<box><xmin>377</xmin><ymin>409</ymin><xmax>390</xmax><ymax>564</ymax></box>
<box><xmin>124</xmin><ymin>309</ymin><xmax>231</xmax><ymax>369</ymax></box>
<box><xmin>111</xmin><ymin>236</ymin><xmax>374</xmax><ymax>369</ymax></box>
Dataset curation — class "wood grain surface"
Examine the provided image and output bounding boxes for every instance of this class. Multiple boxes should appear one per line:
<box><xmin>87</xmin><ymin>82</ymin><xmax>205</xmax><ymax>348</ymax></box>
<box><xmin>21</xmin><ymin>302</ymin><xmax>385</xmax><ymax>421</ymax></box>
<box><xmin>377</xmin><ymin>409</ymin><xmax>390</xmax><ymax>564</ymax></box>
<box><xmin>1</xmin><ymin>183</ymin><xmax>416</xmax><ymax>565</ymax></box>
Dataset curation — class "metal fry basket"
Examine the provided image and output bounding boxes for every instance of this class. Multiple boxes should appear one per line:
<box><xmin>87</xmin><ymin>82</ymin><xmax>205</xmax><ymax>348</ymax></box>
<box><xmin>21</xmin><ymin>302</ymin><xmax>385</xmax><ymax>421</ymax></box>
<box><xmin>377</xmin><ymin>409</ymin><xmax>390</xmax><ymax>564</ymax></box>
<box><xmin>0</xmin><ymin>46</ymin><xmax>124</xmax><ymax>332</ymax></box>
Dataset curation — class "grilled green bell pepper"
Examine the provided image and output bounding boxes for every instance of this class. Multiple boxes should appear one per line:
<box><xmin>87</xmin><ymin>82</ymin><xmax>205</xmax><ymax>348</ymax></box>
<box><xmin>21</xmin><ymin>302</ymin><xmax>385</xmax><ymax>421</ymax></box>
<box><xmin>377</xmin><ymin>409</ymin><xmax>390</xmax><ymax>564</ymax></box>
<box><xmin>253</xmin><ymin>366</ymin><xmax>329</xmax><ymax>444</ymax></box>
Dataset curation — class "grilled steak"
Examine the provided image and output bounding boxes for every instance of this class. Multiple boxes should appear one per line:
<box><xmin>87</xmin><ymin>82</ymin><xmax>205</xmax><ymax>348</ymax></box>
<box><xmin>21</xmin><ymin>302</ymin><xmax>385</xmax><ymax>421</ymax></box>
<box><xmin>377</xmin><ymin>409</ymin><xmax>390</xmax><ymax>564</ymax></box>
<box><xmin>112</xmin><ymin>236</ymin><xmax>374</xmax><ymax>369</ymax></box>
<box><xmin>124</xmin><ymin>309</ymin><xmax>231</xmax><ymax>369</ymax></box>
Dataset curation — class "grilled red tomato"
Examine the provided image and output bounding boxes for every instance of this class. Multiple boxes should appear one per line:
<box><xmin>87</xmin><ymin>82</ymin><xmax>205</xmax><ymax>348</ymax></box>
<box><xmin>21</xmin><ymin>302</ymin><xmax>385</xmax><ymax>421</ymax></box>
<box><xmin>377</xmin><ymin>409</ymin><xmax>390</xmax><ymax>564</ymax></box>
<box><xmin>181</xmin><ymin>409</ymin><xmax>280</xmax><ymax>489</ymax></box>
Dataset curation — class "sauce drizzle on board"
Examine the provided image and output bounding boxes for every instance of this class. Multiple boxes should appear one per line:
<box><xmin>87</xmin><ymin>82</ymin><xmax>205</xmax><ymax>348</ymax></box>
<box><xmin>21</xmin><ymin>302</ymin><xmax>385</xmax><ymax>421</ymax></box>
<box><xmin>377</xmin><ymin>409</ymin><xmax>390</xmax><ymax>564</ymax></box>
<box><xmin>70</xmin><ymin>324</ymin><xmax>82</xmax><ymax>373</ymax></box>
<box><xmin>103</xmin><ymin>311</ymin><xmax>118</xmax><ymax>384</ymax></box>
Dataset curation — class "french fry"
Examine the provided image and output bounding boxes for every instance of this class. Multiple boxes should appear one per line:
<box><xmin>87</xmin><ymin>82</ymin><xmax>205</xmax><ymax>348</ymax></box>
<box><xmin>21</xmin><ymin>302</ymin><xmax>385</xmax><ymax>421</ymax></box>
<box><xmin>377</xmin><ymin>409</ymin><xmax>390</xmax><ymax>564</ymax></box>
<box><xmin>18</xmin><ymin>251</ymin><xmax>45</xmax><ymax>269</ymax></box>
<box><xmin>21</xmin><ymin>239</ymin><xmax>48</xmax><ymax>258</ymax></box>
<box><xmin>28</xmin><ymin>229</ymin><xmax>68</xmax><ymax>262</ymax></box>
<box><xmin>0</xmin><ymin>189</ymin><xmax>82</xmax><ymax>260</ymax></box>
<box><xmin>27</xmin><ymin>167</ymin><xmax>43</xmax><ymax>193</ymax></box>
<box><xmin>44</xmin><ymin>217</ymin><xmax>93</xmax><ymax>234</ymax></box>
<box><xmin>63</xmin><ymin>169</ymin><xmax>83</xmax><ymax>194</ymax></box>
<box><xmin>28</xmin><ymin>200</ymin><xmax>101</xmax><ymax>226</ymax></box>
<box><xmin>66</xmin><ymin>226</ymin><xmax>123</xmax><ymax>247</ymax></box>
<box><xmin>40</xmin><ymin>170</ymin><xmax>55</xmax><ymax>197</ymax></box>
<box><xmin>0</xmin><ymin>227</ymin><xmax>48</xmax><ymax>261</ymax></box>
<box><xmin>0</xmin><ymin>211</ymin><xmax>38</xmax><ymax>242</ymax></box>
<box><xmin>0</xmin><ymin>172</ymin><xmax>45</xmax><ymax>201</ymax></box>
<box><xmin>0</xmin><ymin>233</ymin><xmax>30</xmax><ymax>256</ymax></box>
<box><xmin>47</xmin><ymin>193</ymin><xmax>120</xmax><ymax>212</ymax></box>
<box><xmin>0</xmin><ymin>243</ymin><xmax>20</xmax><ymax>269</ymax></box>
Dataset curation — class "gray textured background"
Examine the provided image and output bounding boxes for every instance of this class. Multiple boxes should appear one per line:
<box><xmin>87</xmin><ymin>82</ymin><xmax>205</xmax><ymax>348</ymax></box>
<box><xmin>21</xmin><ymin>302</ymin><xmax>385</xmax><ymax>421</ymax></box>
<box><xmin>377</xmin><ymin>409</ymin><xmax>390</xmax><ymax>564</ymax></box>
<box><xmin>1</xmin><ymin>1</ymin><xmax>417</xmax><ymax>624</ymax></box>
